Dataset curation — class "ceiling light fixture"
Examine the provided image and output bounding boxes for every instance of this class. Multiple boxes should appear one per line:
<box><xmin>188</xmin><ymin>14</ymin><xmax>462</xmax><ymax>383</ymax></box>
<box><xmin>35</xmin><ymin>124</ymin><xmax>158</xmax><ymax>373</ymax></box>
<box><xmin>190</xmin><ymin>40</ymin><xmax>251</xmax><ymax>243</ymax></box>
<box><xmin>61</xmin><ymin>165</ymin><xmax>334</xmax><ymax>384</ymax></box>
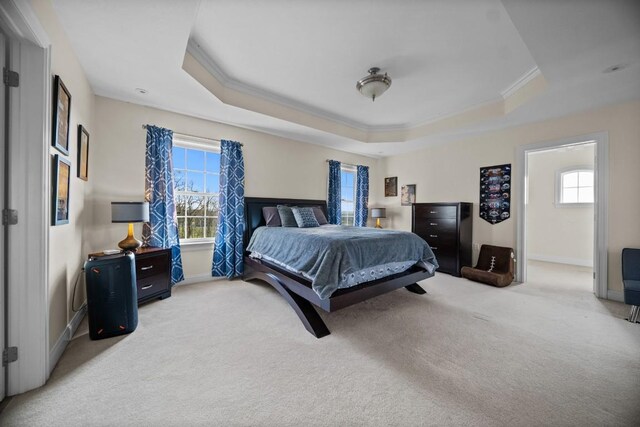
<box><xmin>356</xmin><ymin>67</ymin><xmax>392</xmax><ymax>102</ymax></box>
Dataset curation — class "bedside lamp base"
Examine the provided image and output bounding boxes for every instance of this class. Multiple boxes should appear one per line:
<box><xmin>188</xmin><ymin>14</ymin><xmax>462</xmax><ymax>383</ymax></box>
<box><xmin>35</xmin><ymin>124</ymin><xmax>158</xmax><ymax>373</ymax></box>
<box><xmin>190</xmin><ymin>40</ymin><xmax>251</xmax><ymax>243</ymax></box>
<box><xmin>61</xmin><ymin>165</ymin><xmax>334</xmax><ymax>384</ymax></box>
<box><xmin>375</xmin><ymin>218</ymin><xmax>382</xmax><ymax>229</ymax></box>
<box><xmin>118</xmin><ymin>223</ymin><xmax>142</xmax><ymax>251</ymax></box>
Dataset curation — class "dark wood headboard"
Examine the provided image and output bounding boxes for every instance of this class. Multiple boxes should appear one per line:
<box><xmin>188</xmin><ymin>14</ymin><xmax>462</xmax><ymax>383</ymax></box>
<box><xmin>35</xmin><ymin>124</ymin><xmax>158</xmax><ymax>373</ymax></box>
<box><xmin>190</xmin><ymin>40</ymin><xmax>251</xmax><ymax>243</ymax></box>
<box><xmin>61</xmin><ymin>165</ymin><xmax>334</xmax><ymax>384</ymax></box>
<box><xmin>243</xmin><ymin>197</ymin><xmax>328</xmax><ymax>250</ymax></box>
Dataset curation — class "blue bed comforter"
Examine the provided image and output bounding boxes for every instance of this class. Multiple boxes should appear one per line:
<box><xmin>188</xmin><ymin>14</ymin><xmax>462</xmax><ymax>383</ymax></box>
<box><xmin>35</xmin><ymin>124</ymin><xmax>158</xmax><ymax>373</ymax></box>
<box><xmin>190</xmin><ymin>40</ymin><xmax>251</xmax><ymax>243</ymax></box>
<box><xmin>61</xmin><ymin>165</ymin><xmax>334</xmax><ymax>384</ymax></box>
<box><xmin>247</xmin><ymin>225</ymin><xmax>438</xmax><ymax>299</ymax></box>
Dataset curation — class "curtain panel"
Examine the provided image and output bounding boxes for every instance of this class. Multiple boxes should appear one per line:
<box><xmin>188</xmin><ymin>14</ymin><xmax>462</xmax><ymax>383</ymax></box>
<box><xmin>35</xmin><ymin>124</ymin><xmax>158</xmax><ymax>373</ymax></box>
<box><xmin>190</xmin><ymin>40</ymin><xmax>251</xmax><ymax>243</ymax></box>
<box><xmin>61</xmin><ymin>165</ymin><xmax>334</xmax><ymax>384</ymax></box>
<box><xmin>142</xmin><ymin>125</ymin><xmax>184</xmax><ymax>285</ymax></box>
<box><xmin>355</xmin><ymin>165</ymin><xmax>369</xmax><ymax>227</ymax></box>
<box><xmin>327</xmin><ymin>160</ymin><xmax>341</xmax><ymax>224</ymax></box>
<box><xmin>212</xmin><ymin>140</ymin><xmax>245</xmax><ymax>278</ymax></box>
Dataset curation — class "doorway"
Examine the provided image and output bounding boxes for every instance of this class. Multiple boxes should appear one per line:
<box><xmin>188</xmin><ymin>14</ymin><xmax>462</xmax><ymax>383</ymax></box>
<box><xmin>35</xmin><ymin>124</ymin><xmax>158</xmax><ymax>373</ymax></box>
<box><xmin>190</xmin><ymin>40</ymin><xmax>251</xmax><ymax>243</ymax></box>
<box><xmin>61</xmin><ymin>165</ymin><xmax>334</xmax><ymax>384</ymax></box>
<box><xmin>516</xmin><ymin>133</ymin><xmax>609</xmax><ymax>299</ymax></box>
<box><xmin>525</xmin><ymin>142</ymin><xmax>595</xmax><ymax>296</ymax></box>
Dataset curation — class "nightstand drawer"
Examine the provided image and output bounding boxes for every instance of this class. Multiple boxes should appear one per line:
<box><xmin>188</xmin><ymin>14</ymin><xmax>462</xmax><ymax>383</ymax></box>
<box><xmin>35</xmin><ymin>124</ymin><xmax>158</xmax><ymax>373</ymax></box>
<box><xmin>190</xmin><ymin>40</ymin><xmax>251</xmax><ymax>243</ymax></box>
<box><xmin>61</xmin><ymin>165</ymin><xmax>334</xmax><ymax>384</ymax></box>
<box><xmin>136</xmin><ymin>253</ymin><xmax>170</xmax><ymax>280</ymax></box>
<box><xmin>137</xmin><ymin>276</ymin><xmax>169</xmax><ymax>300</ymax></box>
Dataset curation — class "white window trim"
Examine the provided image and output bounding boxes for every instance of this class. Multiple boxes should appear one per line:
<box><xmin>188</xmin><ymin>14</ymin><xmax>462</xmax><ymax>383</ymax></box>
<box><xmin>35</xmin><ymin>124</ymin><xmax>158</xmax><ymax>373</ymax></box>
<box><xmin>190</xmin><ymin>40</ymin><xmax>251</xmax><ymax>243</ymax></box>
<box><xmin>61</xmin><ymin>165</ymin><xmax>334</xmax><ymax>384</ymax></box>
<box><xmin>173</xmin><ymin>135</ymin><xmax>220</xmax><ymax>243</ymax></box>
<box><xmin>340</xmin><ymin>166</ymin><xmax>358</xmax><ymax>225</ymax></box>
<box><xmin>555</xmin><ymin>165</ymin><xmax>594</xmax><ymax>207</ymax></box>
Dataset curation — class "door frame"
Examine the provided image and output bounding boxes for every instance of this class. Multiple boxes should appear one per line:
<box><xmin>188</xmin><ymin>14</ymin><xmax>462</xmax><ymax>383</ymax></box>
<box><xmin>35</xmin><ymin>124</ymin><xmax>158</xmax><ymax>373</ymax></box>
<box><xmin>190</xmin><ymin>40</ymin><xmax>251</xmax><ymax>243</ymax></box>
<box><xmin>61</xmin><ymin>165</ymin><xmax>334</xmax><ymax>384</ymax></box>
<box><xmin>0</xmin><ymin>0</ymin><xmax>51</xmax><ymax>395</ymax></box>
<box><xmin>516</xmin><ymin>132</ymin><xmax>609</xmax><ymax>298</ymax></box>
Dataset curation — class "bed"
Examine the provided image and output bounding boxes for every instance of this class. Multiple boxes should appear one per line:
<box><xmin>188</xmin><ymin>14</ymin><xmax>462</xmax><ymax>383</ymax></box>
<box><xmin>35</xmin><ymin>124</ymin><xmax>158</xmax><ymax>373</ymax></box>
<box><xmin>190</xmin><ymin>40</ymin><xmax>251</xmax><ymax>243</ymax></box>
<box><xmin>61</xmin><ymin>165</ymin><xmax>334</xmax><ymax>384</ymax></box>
<box><xmin>242</xmin><ymin>197</ymin><xmax>438</xmax><ymax>338</ymax></box>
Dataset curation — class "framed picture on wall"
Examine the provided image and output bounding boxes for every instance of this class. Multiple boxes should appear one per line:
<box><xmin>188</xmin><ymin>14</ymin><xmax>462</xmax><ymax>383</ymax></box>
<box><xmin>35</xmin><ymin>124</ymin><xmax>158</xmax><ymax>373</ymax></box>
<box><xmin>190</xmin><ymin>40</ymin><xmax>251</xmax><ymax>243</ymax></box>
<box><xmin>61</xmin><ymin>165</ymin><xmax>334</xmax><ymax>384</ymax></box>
<box><xmin>52</xmin><ymin>75</ymin><xmax>71</xmax><ymax>155</ymax></box>
<box><xmin>52</xmin><ymin>154</ymin><xmax>71</xmax><ymax>225</ymax></box>
<box><xmin>77</xmin><ymin>125</ymin><xmax>89</xmax><ymax>181</ymax></box>
<box><xmin>385</xmin><ymin>176</ymin><xmax>397</xmax><ymax>197</ymax></box>
<box><xmin>401</xmin><ymin>184</ymin><xmax>416</xmax><ymax>206</ymax></box>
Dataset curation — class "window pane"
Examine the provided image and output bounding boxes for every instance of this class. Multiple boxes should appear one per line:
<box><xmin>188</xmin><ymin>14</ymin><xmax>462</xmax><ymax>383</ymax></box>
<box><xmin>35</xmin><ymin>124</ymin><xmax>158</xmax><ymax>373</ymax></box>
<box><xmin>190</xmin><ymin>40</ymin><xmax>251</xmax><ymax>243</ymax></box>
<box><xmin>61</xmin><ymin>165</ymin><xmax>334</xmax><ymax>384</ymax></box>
<box><xmin>578</xmin><ymin>171</ymin><xmax>593</xmax><ymax>186</ymax></box>
<box><xmin>578</xmin><ymin>186</ymin><xmax>594</xmax><ymax>203</ymax></box>
<box><xmin>342</xmin><ymin>186</ymin><xmax>354</xmax><ymax>201</ymax></box>
<box><xmin>187</xmin><ymin>196</ymin><xmax>205</xmax><ymax>216</ymax></box>
<box><xmin>205</xmin><ymin>173</ymin><xmax>220</xmax><ymax>193</ymax></box>
<box><xmin>206</xmin><ymin>152</ymin><xmax>220</xmax><ymax>173</ymax></box>
<box><xmin>342</xmin><ymin>201</ymin><xmax>354</xmax><ymax>213</ymax></box>
<box><xmin>177</xmin><ymin>217</ymin><xmax>185</xmax><ymax>239</ymax></box>
<box><xmin>175</xmin><ymin>195</ymin><xmax>186</xmax><ymax>216</ymax></box>
<box><xmin>186</xmin><ymin>149</ymin><xmax>204</xmax><ymax>171</ymax></box>
<box><xmin>186</xmin><ymin>171</ymin><xmax>204</xmax><ymax>192</ymax></box>
<box><xmin>206</xmin><ymin>217</ymin><xmax>218</xmax><ymax>238</ymax></box>
<box><xmin>173</xmin><ymin>147</ymin><xmax>185</xmax><ymax>169</ymax></box>
<box><xmin>174</xmin><ymin>170</ymin><xmax>185</xmax><ymax>191</ymax></box>
<box><xmin>206</xmin><ymin>196</ymin><xmax>219</xmax><ymax>217</ymax></box>
<box><xmin>187</xmin><ymin>217</ymin><xmax>205</xmax><ymax>239</ymax></box>
<box><xmin>563</xmin><ymin>188</ymin><xmax>578</xmax><ymax>203</ymax></box>
<box><xmin>563</xmin><ymin>172</ymin><xmax>578</xmax><ymax>188</ymax></box>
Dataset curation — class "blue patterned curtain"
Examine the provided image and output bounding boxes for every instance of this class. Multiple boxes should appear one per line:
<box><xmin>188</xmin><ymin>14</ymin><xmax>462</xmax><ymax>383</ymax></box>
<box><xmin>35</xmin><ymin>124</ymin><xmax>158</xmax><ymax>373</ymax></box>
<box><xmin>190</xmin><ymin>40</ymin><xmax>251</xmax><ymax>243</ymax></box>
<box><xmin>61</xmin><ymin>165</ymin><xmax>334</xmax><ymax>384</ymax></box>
<box><xmin>355</xmin><ymin>165</ymin><xmax>369</xmax><ymax>227</ymax></box>
<box><xmin>142</xmin><ymin>125</ymin><xmax>184</xmax><ymax>285</ymax></box>
<box><xmin>327</xmin><ymin>160</ymin><xmax>341</xmax><ymax>224</ymax></box>
<box><xmin>212</xmin><ymin>140</ymin><xmax>245</xmax><ymax>278</ymax></box>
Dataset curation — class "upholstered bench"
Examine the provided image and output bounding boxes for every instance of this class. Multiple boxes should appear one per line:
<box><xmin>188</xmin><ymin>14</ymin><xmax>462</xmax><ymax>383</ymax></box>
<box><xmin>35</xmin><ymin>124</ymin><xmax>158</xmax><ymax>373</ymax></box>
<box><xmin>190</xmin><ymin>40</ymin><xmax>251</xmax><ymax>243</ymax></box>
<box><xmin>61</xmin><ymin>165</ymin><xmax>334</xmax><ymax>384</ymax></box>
<box><xmin>461</xmin><ymin>244</ymin><xmax>515</xmax><ymax>287</ymax></box>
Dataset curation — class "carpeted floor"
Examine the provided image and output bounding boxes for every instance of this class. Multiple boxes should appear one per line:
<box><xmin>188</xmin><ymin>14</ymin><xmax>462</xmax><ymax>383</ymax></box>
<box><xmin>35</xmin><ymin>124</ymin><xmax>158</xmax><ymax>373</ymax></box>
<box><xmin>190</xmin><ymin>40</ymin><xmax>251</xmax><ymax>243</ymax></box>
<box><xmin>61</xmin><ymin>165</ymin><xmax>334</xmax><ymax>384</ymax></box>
<box><xmin>2</xmin><ymin>264</ymin><xmax>639</xmax><ymax>426</ymax></box>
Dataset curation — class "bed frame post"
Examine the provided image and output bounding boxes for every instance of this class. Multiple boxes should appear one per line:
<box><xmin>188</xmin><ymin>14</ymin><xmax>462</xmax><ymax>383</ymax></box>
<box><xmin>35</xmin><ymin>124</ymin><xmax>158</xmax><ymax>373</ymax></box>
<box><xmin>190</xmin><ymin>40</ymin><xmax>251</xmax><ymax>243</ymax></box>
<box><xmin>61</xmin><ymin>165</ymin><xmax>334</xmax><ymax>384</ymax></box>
<box><xmin>243</xmin><ymin>264</ymin><xmax>330</xmax><ymax>338</ymax></box>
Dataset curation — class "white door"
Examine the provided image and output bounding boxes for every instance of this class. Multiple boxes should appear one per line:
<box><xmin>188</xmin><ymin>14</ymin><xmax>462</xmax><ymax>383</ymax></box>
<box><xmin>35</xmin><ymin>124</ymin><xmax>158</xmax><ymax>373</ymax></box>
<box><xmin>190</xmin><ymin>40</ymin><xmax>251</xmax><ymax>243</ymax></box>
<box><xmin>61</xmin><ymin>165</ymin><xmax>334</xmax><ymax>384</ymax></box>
<box><xmin>0</xmin><ymin>30</ymin><xmax>7</xmax><ymax>402</ymax></box>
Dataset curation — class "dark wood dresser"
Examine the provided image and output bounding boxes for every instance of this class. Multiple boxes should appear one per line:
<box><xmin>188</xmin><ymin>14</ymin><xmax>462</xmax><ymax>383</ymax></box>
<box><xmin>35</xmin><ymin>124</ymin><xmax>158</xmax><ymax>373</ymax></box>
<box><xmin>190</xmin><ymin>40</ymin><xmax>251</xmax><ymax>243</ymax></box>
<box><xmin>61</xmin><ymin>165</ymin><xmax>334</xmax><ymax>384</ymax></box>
<box><xmin>412</xmin><ymin>203</ymin><xmax>473</xmax><ymax>277</ymax></box>
<box><xmin>88</xmin><ymin>247</ymin><xmax>172</xmax><ymax>305</ymax></box>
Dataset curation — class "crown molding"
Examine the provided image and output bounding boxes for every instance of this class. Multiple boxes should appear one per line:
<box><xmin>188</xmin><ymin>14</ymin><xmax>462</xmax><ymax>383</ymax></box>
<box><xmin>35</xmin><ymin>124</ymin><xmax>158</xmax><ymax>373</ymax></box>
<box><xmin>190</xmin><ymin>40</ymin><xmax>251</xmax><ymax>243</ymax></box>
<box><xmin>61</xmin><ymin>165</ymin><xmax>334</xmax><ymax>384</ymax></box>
<box><xmin>501</xmin><ymin>67</ymin><xmax>541</xmax><ymax>99</ymax></box>
<box><xmin>184</xmin><ymin>39</ymin><xmax>545</xmax><ymax>143</ymax></box>
<box><xmin>187</xmin><ymin>39</ymin><xmax>371</xmax><ymax>132</ymax></box>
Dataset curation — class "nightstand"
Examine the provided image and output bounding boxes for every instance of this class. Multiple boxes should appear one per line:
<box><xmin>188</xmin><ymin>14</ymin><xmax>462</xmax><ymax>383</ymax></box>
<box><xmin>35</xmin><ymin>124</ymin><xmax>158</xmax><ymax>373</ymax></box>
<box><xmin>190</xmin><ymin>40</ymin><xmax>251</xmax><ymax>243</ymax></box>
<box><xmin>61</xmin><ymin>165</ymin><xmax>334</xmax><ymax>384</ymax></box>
<box><xmin>88</xmin><ymin>247</ymin><xmax>172</xmax><ymax>305</ymax></box>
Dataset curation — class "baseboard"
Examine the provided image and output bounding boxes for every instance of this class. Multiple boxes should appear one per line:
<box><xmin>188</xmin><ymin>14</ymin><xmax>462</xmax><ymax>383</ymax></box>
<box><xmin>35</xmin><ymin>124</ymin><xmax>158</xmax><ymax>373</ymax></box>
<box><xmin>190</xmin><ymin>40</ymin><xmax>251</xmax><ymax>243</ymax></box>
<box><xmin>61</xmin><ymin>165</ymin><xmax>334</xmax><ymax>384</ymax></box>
<box><xmin>175</xmin><ymin>273</ymin><xmax>219</xmax><ymax>287</ymax></box>
<box><xmin>607</xmin><ymin>290</ymin><xmax>624</xmax><ymax>303</ymax></box>
<box><xmin>49</xmin><ymin>303</ymin><xmax>87</xmax><ymax>376</ymax></box>
<box><xmin>527</xmin><ymin>254</ymin><xmax>593</xmax><ymax>267</ymax></box>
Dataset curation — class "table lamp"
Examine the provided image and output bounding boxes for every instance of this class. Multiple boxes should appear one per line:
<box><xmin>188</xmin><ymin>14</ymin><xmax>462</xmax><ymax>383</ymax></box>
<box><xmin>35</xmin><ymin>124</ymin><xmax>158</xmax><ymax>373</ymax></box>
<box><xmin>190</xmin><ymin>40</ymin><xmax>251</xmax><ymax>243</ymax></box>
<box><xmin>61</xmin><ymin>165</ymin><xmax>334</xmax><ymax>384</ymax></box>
<box><xmin>111</xmin><ymin>202</ymin><xmax>149</xmax><ymax>251</ymax></box>
<box><xmin>371</xmin><ymin>208</ymin><xmax>386</xmax><ymax>228</ymax></box>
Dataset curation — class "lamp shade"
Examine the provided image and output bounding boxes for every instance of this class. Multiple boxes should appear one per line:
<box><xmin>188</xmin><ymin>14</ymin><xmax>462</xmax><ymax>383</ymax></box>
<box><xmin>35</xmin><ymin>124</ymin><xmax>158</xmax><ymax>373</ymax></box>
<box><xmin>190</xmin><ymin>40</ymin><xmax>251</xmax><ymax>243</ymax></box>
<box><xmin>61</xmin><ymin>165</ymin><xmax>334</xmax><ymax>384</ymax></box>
<box><xmin>371</xmin><ymin>208</ymin><xmax>387</xmax><ymax>219</ymax></box>
<box><xmin>111</xmin><ymin>202</ymin><xmax>149</xmax><ymax>223</ymax></box>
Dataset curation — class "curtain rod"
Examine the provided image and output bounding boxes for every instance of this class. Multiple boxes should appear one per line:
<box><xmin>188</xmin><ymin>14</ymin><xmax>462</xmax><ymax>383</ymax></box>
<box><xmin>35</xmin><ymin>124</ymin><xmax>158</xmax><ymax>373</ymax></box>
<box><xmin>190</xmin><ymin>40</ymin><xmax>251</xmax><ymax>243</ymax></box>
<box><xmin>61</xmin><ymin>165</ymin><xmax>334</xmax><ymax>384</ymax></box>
<box><xmin>141</xmin><ymin>125</ymin><xmax>243</xmax><ymax>146</ymax></box>
<box><xmin>326</xmin><ymin>159</ymin><xmax>359</xmax><ymax>168</ymax></box>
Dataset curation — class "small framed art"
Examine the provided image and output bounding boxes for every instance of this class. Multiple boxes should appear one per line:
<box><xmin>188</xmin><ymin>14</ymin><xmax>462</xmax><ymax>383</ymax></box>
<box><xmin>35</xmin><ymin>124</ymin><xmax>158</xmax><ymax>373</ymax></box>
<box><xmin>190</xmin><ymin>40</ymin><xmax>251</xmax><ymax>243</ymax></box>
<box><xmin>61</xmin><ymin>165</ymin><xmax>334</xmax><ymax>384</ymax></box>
<box><xmin>52</xmin><ymin>75</ymin><xmax>71</xmax><ymax>155</ymax></box>
<box><xmin>385</xmin><ymin>177</ymin><xmax>397</xmax><ymax>197</ymax></box>
<box><xmin>401</xmin><ymin>184</ymin><xmax>416</xmax><ymax>206</ymax></box>
<box><xmin>52</xmin><ymin>154</ymin><xmax>71</xmax><ymax>225</ymax></box>
<box><xmin>77</xmin><ymin>125</ymin><xmax>89</xmax><ymax>181</ymax></box>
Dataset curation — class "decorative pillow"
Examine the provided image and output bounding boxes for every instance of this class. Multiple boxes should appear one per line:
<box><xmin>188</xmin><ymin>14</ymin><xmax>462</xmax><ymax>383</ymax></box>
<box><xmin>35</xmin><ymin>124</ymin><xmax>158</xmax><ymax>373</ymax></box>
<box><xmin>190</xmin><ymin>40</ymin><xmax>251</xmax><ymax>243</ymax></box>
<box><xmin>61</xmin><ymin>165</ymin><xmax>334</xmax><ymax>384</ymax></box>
<box><xmin>277</xmin><ymin>205</ymin><xmax>298</xmax><ymax>227</ymax></box>
<box><xmin>312</xmin><ymin>206</ymin><xmax>328</xmax><ymax>225</ymax></box>
<box><xmin>262</xmin><ymin>207</ymin><xmax>281</xmax><ymax>227</ymax></box>
<box><xmin>292</xmin><ymin>207</ymin><xmax>320</xmax><ymax>228</ymax></box>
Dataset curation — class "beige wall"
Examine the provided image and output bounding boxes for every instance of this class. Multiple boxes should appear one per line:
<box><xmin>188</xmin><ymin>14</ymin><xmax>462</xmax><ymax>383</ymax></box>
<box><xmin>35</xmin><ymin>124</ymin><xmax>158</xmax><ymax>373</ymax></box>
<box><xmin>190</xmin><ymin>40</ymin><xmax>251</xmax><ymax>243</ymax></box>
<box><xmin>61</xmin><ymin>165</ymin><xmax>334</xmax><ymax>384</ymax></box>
<box><xmin>527</xmin><ymin>144</ymin><xmax>594</xmax><ymax>266</ymax></box>
<box><xmin>381</xmin><ymin>101</ymin><xmax>640</xmax><ymax>292</ymax></box>
<box><xmin>30</xmin><ymin>0</ymin><xmax>96</xmax><ymax>349</ymax></box>
<box><xmin>91</xmin><ymin>97</ymin><xmax>380</xmax><ymax>279</ymax></box>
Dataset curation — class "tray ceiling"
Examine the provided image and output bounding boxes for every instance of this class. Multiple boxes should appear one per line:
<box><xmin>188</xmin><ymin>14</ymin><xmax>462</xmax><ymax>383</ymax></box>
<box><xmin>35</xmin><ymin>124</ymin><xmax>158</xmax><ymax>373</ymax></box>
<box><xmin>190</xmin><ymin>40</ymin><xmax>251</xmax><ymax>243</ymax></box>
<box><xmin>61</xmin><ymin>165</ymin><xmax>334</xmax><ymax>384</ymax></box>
<box><xmin>51</xmin><ymin>0</ymin><xmax>640</xmax><ymax>156</ymax></box>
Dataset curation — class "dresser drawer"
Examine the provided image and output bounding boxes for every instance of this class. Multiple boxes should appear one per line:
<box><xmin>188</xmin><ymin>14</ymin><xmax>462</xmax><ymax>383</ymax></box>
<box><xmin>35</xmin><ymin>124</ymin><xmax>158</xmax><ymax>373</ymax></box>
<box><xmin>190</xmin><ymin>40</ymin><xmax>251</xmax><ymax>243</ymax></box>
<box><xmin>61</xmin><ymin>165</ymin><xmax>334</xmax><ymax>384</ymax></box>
<box><xmin>416</xmin><ymin>218</ymin><xmax>457</xmax><ymax>234</ymax></box>
<box><xmin>414</xmin><ymin>205</ymin><xmax>457</xmax><ymax>219</ymax></box>
<box><xmin>417</xmin><ymin>230</ymin><xmax>457</xmax><ymax>248</ymax></box>
<box><xmin>137</xmin><ymin>276</ymin><xmax>169</xmax><ymax>300</ymax></box>
<box><xmin>136</xmin><ymin>253</ymin><xmax>170</xmax><ymax>280</ymax></box>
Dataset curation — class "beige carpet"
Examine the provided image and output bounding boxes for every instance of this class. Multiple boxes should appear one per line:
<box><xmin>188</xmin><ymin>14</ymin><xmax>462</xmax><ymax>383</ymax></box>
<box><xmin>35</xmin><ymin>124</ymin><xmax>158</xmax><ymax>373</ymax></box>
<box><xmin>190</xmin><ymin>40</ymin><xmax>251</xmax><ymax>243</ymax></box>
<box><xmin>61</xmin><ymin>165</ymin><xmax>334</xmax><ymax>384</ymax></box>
<box><xmin>2</xmin><ymin>266</ymin><xmax>639</xmax><ymax>426</ymax></box>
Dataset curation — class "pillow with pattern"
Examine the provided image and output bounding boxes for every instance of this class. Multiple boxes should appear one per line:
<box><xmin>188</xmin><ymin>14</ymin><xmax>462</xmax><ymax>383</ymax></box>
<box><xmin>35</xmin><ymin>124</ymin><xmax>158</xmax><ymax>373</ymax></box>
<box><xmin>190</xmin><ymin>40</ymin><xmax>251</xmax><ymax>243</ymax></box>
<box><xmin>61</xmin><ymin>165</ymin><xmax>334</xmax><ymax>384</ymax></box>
<box><xmin>277</xmin><ymin>205</ymin><xmax>298</xmax><ymax>227</ymax></box>
<box><xmin>292</xmin><ymin>207</ymin><xmax>320</xmax><ymax>228</ymax></box>
<box><xmin>312</xmin><ymin>206</ymin><xmax>328</xmax><ymax>225</ymax></box>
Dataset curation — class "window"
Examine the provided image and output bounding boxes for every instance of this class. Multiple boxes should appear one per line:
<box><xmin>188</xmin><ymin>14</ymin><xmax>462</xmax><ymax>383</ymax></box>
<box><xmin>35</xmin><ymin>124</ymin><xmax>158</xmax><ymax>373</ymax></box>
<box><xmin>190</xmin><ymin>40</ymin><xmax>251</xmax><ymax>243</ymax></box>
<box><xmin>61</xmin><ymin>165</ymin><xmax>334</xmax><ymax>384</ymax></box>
<box><xmin>558</xmin><ymin>168</ymin><xmax>594</xmax><ymax>204</ymax></box>
<box><xmin>340</xmin><ymin>167</ymin><xmax>357</xmax><ymax>225</ymax></box>
<box><xmin>172</xmin><ymin>138</ymin><xmax>220</xmax><ymax>242</ymax></box>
